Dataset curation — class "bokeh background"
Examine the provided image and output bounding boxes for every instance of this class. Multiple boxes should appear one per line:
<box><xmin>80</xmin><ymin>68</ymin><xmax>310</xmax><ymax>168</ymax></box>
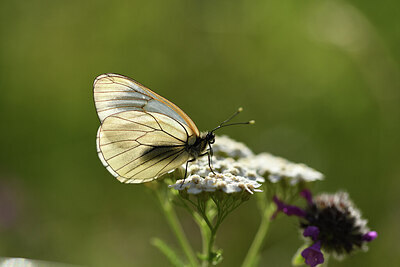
<box><xmin>0</xmin><ymin>0</ymin><xmax>399</xmax><ymax>266</ymax></box>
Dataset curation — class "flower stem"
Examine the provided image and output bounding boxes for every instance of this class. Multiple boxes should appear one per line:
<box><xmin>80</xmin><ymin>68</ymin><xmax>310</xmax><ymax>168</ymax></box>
<box><xmin>180</xmin><ymin>199</ymin><xmax>209</xmax><ymax>260</ymax></box>
<box><xmin>194</xmin><ymin>213</ymin><xmax>209</xmax><ymax>265</ymax></box>
<box><xmin>241</xmin><ymin>202</ymin><xmax>275</xmax><ymax>267</ymax></box>
<box><xmin>196</xmin><ymin>202</ymin><xmax>221</xmax><ymax>267</ymax></box>
<box><xmin>155</xmin><ymin>190</ymin><xmax>199</xmax><ymax>267</ymax></box>
<box><xmin>206</xmin><ymin>228</ymin><xmax>216</xmax><ymax>266</ymax></box>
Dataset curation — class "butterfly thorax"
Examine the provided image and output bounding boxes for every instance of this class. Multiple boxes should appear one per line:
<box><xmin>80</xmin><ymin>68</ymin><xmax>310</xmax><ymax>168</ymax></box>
<box><xmin>186</xmin><ymin>132</ymin><xmax>215</xmax><ymax>159</ymax></box>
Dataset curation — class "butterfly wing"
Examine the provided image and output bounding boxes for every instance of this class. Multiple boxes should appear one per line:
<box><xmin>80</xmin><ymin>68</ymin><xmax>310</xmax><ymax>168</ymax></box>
<box><xmin>97</xmin><ymin>110</ymin><xmax>192</xmax><ymax>183</ymax></box>
<box><xmin>94</xmin><ymin>73</ymin><xmax>199</xmax><ymax>136</ymax></box>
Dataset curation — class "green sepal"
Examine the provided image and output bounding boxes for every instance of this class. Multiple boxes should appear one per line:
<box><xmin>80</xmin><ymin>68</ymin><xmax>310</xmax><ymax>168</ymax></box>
<box><xmin>292</xmin><ymin>244</ymin><xmax>308</xmax><ymax>266</ymax></box>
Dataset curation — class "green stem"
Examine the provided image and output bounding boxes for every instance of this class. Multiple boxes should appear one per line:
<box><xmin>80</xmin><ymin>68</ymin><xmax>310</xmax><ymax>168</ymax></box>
<box><xmin>179</xmin><ymin>198</ymin><xmax>209</xmax><ymax>260</ymax></box>
<box><xmin>204</xmin><ymin>202</ymin><xmax>226</xmax><ymax>267</ymax></box>
<box><xmin>156</xmin><ymin>190</ymin><xmax>199</xmax><ymax>267</ymax></box>
<box><xmin>207</xmin><ymin>228</ymin><xmax>216</xmax><ymax>266</ymax></box>
<box><xmin>194</xmin><ymin>213</ymin><xmax>209</xmax><ymax>265</ymax></box>
<box><xmin>178</xmin><ymin>196</ymin><xmax>217</xmax><ymax>267</ymax></box>
<box><xmin>196</xmin><ymin>201</ymin><xmax>219</xmax><ymax>267</ymax></box>
<box><xmin>241</xmin><ymin>202</ymin><xmax>275</xmax><ymax>267</ymax></box>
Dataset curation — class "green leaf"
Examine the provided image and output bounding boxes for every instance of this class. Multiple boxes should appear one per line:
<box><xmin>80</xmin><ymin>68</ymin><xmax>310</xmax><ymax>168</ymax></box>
<box><xmin>151</xmin><ymin>238</ymin><xmax>186</xmax><ymax>267</ymax></box>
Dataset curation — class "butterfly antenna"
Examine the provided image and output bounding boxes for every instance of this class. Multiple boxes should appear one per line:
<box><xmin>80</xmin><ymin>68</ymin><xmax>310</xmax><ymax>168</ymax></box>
<box><xmin>211</xmin><ymin>107</ymin><xmax>255</xmax><ymax>132</ymax></box>
<box><xmin>221</xmin><ymin>107</ymin><xmax>243</xmax><ymax>125</ymax></box>
<box><xmin>214</xmin><ymin>120</ymin><xmax>255</xmax><ymax>131</ymax></box>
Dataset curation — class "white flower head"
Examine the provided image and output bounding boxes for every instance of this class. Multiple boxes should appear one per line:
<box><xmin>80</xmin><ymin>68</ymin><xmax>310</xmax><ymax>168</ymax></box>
<box><xmin>212</xmin><ymin>135</ymin><xmax>254</xmax><ymax>160</ymax></box>
<box><xmin>240</xmin><ymin>152</ymin><xmax>324</xmax><ymax>185</ymax></box>
<box><xmin>169</xmin><ymin>156</ymin><xmax>264</xmax><ymax>195</ymax></box>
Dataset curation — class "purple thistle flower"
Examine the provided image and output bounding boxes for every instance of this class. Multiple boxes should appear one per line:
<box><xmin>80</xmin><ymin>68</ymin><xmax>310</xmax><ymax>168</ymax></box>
<box><xmin>362</xmin><ymin>231</ymin><xmax>378</xmax><ymax>242</ymax></box>
<box><xmin>301</xmin><ymin>241</ymin><xmax>324</xmax><ymax>267</ymax></box>
<box><xmin>271</xmin><ymin>196</ymin><xmax>306</xmax><ymax>219</ymax></box>
<box><xmin>271</xmin><ymin>190</ymin><xmax>378</xmax><ymax>266</ymax></box>
<box><xmin>303</xmin><ymin>226</ymin><xmax>319</xmax><ymax>241</ymax></box>
<box><xmin>301</xmin><ymin>192</ymin><xmax>378</xmax><ymax>255</ymax></box>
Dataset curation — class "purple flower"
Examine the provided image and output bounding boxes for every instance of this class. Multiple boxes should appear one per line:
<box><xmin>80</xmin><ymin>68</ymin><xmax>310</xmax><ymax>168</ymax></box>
<box><xmin>301</xmin><ymin>191</ymin><xmax>378</xmax><ymax>255</ymax></box>
<box><xmin>272</xmin><ymin>190</ymin><xmax>378</xmax><ymax>265</ymax></box>
<box><xmin>301</xmin><ymin>241</ymin><xmax>324</xmax><ymax>267</ymax></box>
<box><xmin>271</xmin><ymin>196</ymin><xmax>306</xmax><ymax>219</ymax></box>
<box><xmin>300</xmin><ymin>189</ymin><xmax>313</xmax><ymax>204</ymax></box>
<box><xmin>303</xmin><ymin>226</ymin><xmax>319</xmax><ymax>241</ymax></box>
<box><xmin>362</xmin><ymin>231</ymin><xmax>378</xmax><ymax>242</ymax></box>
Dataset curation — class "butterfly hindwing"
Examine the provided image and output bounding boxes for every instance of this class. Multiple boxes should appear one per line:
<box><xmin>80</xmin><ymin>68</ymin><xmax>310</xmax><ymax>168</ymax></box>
<box><xmin>97</xmin><ymin>110</ymin><xmax>192</xmax><ymax>183</ymax></box>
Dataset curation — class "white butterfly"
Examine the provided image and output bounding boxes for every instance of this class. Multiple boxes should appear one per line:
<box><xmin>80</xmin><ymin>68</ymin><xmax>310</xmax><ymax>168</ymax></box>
<box><xmin>94</xmin><ymin>73</ymin><xmax>252</xmax><ymax>183</ymax></box>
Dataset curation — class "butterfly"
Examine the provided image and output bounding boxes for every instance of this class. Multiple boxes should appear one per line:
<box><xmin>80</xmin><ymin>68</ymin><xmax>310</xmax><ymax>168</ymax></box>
<box><xmin>94</xmin><ymin>73</ymin><xmax>253</xmax><ymax>183</ymax></box>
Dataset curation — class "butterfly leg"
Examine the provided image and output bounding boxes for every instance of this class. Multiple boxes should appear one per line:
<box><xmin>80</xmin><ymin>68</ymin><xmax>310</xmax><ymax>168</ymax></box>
<box><xmin>206</xmin><ymin>151</ymin><xmax>216</xmax><ymax>175</ymax></box>
<box><xmin>207</xmin><ymin>142</ymin><xmax>216</xmax><ymax>175</ymax></box>
<box><xmin>180</xmin><ymin>158</ymin><xmax>197</xmax><ymax>188</ymax></box>
<box><xmin>197</xmin><ymin>145</ymin><xmax>216</xmax><ymax>175</ymax></box>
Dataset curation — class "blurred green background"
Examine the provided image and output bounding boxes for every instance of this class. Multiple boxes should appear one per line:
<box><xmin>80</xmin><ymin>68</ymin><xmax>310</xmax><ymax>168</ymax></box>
<box><xmin>0</xmin><ymin>0</ymin><xmax>399</xmax><ymax>266</ymax></box>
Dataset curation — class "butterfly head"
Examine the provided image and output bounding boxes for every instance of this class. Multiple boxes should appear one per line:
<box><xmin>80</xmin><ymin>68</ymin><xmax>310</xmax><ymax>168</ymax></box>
<box><xmin>203</xmin><ymin>107</ymin><xmax>254</xmax><ymax>153</ymax></box>
<box><xmin>205</xmin><ymin>131</ymin><xmax>216</xmax><ymax>145</ymax></box>
<box><xmin>187</xmin><ymin>108</ymin><xmax>253</xmax><ymax>160</ymax></box>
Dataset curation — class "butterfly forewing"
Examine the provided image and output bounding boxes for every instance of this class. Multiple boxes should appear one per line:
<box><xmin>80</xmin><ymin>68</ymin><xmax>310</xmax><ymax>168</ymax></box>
<box><xmin>94</xmin><ymin>73</ymin><xmax>199</xmax><ymax>136</ymax></box>
<box><xmin>97</xmin><ymin>110</ymin><xmax>193</xmax><ymax>183</ymax></box>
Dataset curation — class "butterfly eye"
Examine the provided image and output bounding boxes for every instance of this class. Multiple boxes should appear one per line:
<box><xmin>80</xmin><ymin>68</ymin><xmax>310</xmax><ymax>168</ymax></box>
<box><xmin>207</xmin><ymin>132</ymin><xmax>215</xmax><ymax>144</ymax></box>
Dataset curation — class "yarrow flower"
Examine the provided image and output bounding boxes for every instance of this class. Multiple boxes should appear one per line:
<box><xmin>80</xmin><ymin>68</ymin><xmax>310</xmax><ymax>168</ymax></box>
<box><xmin>202</xmin><ymin>135</ymin><xmax>323</xmax><ymax>186</ymax></box>
<box><xmin>169</xmin><ymin>135</ymin><xmax>264</xmax><ymax>196</ymax></box>
<box><xmin>273</xmin><ymin>189</ymin><xmax>377</xmax><ymax>267</ymax></box>
<box><xmin>211</xmin><ymin>135</ymin><xmax>255</xmax><ymax>160</ymax></box>
<box><xmin>166</xmin><ymin>135</ymin><xmax>265</xmax><ymax>266</ymax></box>
<box><xmin>241</xmin><ymin>152</ymin><xmax>324</xmax><ymax>185</ymax></box>
<box><xmin>169</xmin><ymin>156</ymin><xmax>264</xmax><ymax>195</ymax></box>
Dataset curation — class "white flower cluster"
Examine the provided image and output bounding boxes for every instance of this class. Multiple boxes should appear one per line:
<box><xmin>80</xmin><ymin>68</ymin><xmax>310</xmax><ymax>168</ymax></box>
<box><xmin>212</xmin><ymin>135</ymin><xmax>254</xmax><ymax>159</ymax></box>
<box><xmin>169</xmin><ymin>135</ymin><xmax>323</xmax><ymax>194</ymax></box>
<box><xmin>169</xmin><ymin>156</ymin><xmax>264</xmax><ymax>195</ymax></box>
<box><xmin>241</xmin><ymin>152</ymin><xmax>324</xmax><ymax>185</ymax></box>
